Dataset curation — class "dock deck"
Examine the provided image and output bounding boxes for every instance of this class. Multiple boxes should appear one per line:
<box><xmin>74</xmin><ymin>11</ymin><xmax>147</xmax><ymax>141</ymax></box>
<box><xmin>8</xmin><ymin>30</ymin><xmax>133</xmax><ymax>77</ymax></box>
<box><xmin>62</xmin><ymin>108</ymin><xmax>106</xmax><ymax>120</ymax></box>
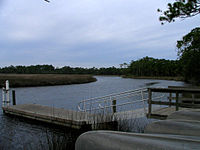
<box><xmin>2</xmin><ymin>104</ymin><xmax>90</xmax><ymax>129</ymax></box>
<box><xmin>150</xmin><ymin>106</ymin><xmax>192</xmax><ymax>119</ymax></box>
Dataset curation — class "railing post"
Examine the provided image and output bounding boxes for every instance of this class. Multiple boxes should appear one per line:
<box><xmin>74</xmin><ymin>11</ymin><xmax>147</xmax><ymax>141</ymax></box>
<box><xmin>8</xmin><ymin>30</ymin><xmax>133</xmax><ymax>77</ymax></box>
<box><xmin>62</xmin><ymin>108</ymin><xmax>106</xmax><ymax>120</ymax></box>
<box><xmin>6</xmin><ymin>80</ymin><xmax>10</xmax><ymax>106</ymax></box>
<box><xmin>148</xmin><ymin>88</ymin><xmax>152</xmax><ymax>118</ymax></box>
<box><xmin>112</xmin><ymin>98</ymin><xmax>116</xmax><ymax>114</ymax></box>
<box><xmin>83</xmin><ymin>101</ymin><xmax>86</xmax><ymax>112</ymax></box>
<box><xmin>176</xmin><ymin>92</ymin><xmax>179</xmax><ymax>111</ymax></box>
<box><xmin>141</xmin><ymin>90</ymin><xmax>146</xmax><ymax>114</ymax></box>
<box><xmin>169</xmin><ymin>93</ymin><xmax>172</xmax><ymax>107</ymax></box>
<box><xmin>12</xmin><ymin>90</ymin><xmax>16</xmax><ymax>105</ymax></box>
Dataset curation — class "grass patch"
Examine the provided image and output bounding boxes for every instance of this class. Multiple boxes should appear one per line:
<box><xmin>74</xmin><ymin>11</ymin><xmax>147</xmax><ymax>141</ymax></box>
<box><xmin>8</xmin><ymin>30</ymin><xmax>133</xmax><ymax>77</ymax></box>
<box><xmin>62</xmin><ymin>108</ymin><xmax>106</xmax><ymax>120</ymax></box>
<box><xmin>0</xmin><ymin>74</ymin><xmax>97</xmax><ymax>87</ymax></box>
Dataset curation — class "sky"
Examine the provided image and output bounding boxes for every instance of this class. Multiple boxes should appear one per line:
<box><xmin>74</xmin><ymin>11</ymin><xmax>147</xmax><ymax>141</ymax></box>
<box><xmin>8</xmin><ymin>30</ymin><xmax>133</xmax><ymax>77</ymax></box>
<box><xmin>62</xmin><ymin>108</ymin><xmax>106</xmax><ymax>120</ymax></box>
<box><xmin>0</xmin><ymin>0</ymin><xmax>199</xmax><ymax>68</ymax></box>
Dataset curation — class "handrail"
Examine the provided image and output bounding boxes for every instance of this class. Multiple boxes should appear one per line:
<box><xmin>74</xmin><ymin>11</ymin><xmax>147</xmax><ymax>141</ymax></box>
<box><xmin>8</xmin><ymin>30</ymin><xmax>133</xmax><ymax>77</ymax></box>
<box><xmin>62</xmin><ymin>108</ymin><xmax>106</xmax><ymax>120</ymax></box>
<box><xmin>77</xmin><ymin>87</ymin><xmax>164</xmax><ymax>114</ymax></box>
<box><xmin>83</xmin><ymin>99</ymin><xmax>148</xmax><ymax>112</ymax></box>
<box><xmin>83</xmin><ymin>92</ymin><xmax>145</xmax><ymax>107</ymax></box>
<box><xmin>80</xmin><ymin>87</ymin><xmax>147</xmax><ymax>103</ymax></box>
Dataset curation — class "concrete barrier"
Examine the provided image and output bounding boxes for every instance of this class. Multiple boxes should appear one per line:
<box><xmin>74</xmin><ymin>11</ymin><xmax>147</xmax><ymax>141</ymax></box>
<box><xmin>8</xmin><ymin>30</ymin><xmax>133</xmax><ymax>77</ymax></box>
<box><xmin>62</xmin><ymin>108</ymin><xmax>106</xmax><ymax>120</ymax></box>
<box><xmin>75</xmin><ymin>131</ymin><xmax>200</xmax><ymax>150</ymax></box>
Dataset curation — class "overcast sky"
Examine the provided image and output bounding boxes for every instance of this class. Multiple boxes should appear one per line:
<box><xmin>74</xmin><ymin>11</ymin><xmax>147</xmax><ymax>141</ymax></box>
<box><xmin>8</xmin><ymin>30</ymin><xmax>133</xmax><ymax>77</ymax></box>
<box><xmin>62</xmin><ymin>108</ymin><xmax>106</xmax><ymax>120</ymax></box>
<box><xmin>0</xmin><ymin>0</ymin><xmax>199</xmax><ymax>68</ymax></box>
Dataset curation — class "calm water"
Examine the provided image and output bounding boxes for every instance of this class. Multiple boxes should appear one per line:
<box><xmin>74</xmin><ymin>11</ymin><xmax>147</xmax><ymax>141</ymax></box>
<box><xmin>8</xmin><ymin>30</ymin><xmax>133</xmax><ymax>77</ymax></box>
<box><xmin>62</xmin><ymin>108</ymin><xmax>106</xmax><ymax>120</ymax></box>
<box><xmin>0</xmin><ymin>76</ymin><xmax>185</xmax><ymax>149</ymax></box>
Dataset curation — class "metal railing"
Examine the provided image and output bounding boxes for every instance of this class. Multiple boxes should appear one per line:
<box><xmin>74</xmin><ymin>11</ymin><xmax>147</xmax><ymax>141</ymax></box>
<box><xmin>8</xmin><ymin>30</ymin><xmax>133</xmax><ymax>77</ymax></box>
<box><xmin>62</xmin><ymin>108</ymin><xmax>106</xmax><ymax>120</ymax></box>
<box><xmin>77</xmin><ymin>87</ymin><xmax>165</xmax><ymax>115</ymax></box>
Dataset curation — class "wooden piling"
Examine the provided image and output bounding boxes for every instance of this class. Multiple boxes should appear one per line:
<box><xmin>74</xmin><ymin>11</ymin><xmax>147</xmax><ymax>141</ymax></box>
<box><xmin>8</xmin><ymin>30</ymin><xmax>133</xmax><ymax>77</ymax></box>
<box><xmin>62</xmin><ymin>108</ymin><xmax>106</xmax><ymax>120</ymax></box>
<box><xmin>12</xmin><ymin>90</ymin><xmax>16</xmax><ymax>105</ymax></box>
<box><xmin>148</xmin><ymin>88</ymin><xmax>152</xmax><ymax>118</ymax></box>
<box><xmin>112</xmin><ymin>99</ymin><xmax>116</xmax><ymax>114</ymax></box>
<box><xmin>175</xmin><ymin>92</ymin><xmax>179</xmax><ymax>111</ymax></box>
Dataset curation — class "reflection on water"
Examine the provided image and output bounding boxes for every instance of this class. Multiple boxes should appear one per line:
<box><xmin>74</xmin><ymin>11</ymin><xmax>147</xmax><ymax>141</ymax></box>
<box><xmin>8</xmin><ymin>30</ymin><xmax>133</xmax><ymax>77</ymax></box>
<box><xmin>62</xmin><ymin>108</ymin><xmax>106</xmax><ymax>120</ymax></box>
<box><xmin>0</xmin><ymin>76</ymin><xmax>185</xmax><ymax>149</ymax></box>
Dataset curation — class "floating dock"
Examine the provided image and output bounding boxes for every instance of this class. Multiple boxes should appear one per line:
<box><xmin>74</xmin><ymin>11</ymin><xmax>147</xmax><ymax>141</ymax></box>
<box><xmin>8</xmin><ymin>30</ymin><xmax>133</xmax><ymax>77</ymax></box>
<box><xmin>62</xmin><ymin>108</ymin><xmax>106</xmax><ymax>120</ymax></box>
<box><xmin>2</xmin><ymin>104</ymin><xmax>90</xmax><ymax>129</ymax></box>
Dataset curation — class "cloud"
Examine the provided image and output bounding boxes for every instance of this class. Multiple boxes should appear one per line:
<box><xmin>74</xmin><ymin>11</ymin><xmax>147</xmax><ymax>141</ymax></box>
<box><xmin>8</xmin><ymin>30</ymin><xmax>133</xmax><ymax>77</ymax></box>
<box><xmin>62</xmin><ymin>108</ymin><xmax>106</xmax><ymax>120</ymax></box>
<box><xmin>0</xmin><ymin>0</ymin><xmax>199</xmax><ymax>67</ymax></box>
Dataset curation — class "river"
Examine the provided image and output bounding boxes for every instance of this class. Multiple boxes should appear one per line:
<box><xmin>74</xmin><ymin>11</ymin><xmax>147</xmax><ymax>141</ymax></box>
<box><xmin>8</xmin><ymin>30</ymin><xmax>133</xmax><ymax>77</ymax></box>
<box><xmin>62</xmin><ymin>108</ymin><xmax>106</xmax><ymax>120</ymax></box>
<box><xmin>0</xmin><ymin>76</ymin><xmax>185</xmax><ymax>149</ymax></box>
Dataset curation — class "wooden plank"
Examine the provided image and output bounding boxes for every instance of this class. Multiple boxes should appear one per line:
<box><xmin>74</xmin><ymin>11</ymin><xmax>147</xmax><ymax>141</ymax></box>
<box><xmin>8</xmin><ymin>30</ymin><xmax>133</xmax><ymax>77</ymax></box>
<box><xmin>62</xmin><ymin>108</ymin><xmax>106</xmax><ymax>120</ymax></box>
<box><xmin>149</xmin><ymin>87</ymin><xmax>200</xmax><ymax>93</ymax></box>
<box><xmin>148</xmin><ymin>114</ymin><xmax>167</xmax><ymax>120</ymax></box>
<box><xmin>151</xmin><ymin>101</ymin><xmax>176</xmax><ymax>106</ymax></box>
<box><xmin>167</xmin><ymin>97</ymin><xmax>200</xmax><ymax>102</ymax></box>
<box><xmin>151</xmin><ymin>101</ymin><xmax>200</xmax><ymax>108</ymax></box>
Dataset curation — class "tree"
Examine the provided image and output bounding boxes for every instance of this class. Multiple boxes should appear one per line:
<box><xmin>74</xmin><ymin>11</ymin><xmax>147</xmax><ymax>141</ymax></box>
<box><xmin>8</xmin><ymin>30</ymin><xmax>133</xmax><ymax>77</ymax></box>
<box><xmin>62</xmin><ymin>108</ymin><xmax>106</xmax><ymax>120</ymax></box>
<box><xmin>127</xmin><ymin>57</ymin><xmax>179</xmax><ymax>77</ymax></box>
<box><xmin>177</xmin><ymin>27</ymin><xmax>200</xmax><ymax>83</ymax></box>
<box><xmin>158</xmin><ymin>1</ymin><xmax>200</xmax><ymax>84</ymax></box>
<box><xmin>158</xmin><ymin>0</ymin><xmax>200</xmax><ymax>24</ymax></box>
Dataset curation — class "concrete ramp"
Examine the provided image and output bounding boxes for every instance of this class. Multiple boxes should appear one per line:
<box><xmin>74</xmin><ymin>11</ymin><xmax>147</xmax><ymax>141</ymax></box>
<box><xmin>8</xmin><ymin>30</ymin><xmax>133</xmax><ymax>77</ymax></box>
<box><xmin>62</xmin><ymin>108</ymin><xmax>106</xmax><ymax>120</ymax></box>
<box><xmin>75</xmin><ymin>131</ymin><xmax>200</xmax><ymax>150</ymax></box>
<box><xmin>145</xmin><ymin>110</ymin><xmax>200</xmax><ymax>136</ymax></box>
<box><xmin>144</xmin><ymin>119</ymin><xmax>200</xmax><ymax>136</ymax></box>
<box><xmin>167</xmin><ymin>109</ymin><xmax>200</xmax><ymax>121</ymax></box>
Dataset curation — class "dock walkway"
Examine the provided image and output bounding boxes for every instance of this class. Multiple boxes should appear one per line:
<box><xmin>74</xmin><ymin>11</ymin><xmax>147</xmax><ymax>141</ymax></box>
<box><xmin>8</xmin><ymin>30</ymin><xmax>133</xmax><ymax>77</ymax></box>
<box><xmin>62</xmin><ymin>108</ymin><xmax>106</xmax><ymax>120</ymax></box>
<box><xmin>2</xmin><ymin>104</ymin><xmax>89</xmax><ymax>129</ymax></box>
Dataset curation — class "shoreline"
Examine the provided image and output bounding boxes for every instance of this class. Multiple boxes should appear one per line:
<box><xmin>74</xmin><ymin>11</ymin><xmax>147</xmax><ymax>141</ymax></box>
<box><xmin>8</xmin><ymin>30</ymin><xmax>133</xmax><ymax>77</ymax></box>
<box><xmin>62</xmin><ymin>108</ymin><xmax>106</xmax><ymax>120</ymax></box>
<box><xmin>0</xmin><ymin>74</ymin><xmax>97</xmax><ymax>88</ymax></box>
<box><xmin>122</xmin><ymin>75</ymin><xmax>184</xmax><ymax>81</ymax></box>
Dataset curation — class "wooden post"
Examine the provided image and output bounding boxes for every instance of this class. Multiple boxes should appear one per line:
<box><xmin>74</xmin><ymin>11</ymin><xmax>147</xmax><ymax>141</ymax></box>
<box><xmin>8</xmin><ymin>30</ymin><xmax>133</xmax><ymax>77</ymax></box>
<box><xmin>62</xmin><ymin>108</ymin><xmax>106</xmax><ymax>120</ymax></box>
<box><xmin>12</xmin><ymin>90</ymin><xmax>16</xmax><ymax>105</ymax></box>
<box><xmin>176</xmin><ymin>92</ymin><xmax>179</xmax><ymax>111</ymax></box>
<box><xmin>192</xmin><ymin>94</ymin><xmax>195</xmax><ymax>105</ymax></box>
<box><xmin>148</xmin><ymin>88</ymin><xmax>152</xmax><ymax>118</ymax></box>
<box><xmin>6</xmin><ymin>80</ymin><xmax>10</xmax><ymax>106</ymax></box>
<box><xmin>169</xmin><ymin>93</ymin><xmax>172</xmax><ymax>107</ymax></box>
<box><xmin>112</xmin><ymin>99</ymin><xmax>116</xmax><ymax>114</ymax></box>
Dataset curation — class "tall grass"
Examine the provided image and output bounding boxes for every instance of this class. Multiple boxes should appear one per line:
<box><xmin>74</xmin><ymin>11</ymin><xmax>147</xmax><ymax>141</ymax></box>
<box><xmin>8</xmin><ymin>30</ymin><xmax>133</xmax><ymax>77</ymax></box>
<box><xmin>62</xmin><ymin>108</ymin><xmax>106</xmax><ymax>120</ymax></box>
<box><xmin>0</xmin><ymin>74</ymin><xmax>96</xmax><ymax>87</ymax></box>
<box><xmin>26</xmin><ymin>129</ymin><xmax>82</xmax><ymax>150</ymax></box>
<box><xmin>31</xmin><ymin>109</ymin><xmax>151</xmax><ymax>150</ymax></box>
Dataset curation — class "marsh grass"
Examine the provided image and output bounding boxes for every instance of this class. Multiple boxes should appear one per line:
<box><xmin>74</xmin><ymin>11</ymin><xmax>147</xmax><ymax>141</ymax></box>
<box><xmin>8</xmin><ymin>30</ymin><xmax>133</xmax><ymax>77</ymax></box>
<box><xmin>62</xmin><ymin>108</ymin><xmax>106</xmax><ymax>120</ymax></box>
<box><xmin>0</xmin><ymin>74</ymin><xmax>96</xmax><ymax>87</ymax></box>
<box><xmin>32</xmin><ymin>129</ymin><xmax>83</xmax><ymax>150</ymax></box>
<box><xmin>32</xmin><ymin>110</ymin><xmax>151</xmax><ymax>150</ymax></box>
<box><xmin>44</xmin><ymin>130</ymin><xmax>78</xmax><ymax>150</ymax></box>
<box><xmin>85</xmin><ymin>107</ymin><xmax>151</xmax><ymax>132</ymax></box>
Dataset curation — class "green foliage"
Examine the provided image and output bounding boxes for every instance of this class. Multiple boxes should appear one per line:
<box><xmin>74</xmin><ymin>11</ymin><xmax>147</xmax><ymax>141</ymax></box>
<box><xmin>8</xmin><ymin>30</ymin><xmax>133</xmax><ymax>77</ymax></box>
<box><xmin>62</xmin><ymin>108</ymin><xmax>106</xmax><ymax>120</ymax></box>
<box><xmin>158</xmin><ymin>0</ymin><xmax>200</xmax><ymax>24</ymax></box>
<box><xmin>177</xmin><ymin>27</ymin><xmax>200</xmax><ymax>84</ymax></box>
<box><xmin>127</xmin><ymin>57</ymin><xmax>181</xmax><ymax>77</ymax></box>
<box><xmin>158</xmin><ymin>1</ymin><xmax>200</xmax><ymax>84</ymax></box>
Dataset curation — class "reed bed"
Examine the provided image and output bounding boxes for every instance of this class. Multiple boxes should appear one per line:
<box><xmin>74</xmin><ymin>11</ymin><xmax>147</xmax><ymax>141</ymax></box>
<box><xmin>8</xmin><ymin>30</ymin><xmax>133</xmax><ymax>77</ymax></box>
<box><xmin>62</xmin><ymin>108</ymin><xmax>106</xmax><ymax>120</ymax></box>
<box><xmin>0</xmin><ymin>74</ymin><xmax>96</xmax><ymax>87</ymax></box>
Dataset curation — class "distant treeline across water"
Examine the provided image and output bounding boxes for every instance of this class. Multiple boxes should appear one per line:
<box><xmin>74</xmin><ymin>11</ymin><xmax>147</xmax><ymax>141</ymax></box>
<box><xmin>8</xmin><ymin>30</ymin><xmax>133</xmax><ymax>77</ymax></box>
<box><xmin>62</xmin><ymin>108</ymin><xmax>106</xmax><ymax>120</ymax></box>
<box><xmin>0</xmin><ymin>57</ymin><xmax>199</xmax><ymax>84</ymax></box>
<box><xmin>0</xmin><ymin>57</ymin><xmax>178</xmax><ymax>76</ymax></box>
<box><xmin>0</xmin><ymin>65</ymin><xmax>123</xmax><ymax>75</ymax></box>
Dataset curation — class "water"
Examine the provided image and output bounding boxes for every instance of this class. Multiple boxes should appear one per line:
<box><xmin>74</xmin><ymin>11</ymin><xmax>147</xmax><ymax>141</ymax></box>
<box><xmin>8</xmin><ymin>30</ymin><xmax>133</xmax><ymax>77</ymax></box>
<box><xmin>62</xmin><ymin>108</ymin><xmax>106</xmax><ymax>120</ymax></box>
<box><xmin>0</xmin><ymin>76</ymin><xmax>185</xmax><ymax>149</ymax></box>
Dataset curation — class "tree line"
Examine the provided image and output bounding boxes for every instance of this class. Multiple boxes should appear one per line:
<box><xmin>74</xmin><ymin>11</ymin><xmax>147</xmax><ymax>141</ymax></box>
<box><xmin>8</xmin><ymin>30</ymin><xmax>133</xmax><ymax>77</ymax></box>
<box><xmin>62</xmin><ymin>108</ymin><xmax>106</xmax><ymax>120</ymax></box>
<box><xmin>0</xmin><ymin>65</ymin><xmax>123</xmax><ymax>75</ymax></box>
<box><xmin>127</xmin><ymin>57</ymin><xmax>181</xmax><ymax>77</ymax></box>
<box><xmin>0</xmin><ymin>51</ymin><xmax>199</xmax><ymax>84</ymax></box>
<box><xmin>0</xmin><ymin>57</ymin><xmax>185</xmax><ymax>78</ymax></box>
